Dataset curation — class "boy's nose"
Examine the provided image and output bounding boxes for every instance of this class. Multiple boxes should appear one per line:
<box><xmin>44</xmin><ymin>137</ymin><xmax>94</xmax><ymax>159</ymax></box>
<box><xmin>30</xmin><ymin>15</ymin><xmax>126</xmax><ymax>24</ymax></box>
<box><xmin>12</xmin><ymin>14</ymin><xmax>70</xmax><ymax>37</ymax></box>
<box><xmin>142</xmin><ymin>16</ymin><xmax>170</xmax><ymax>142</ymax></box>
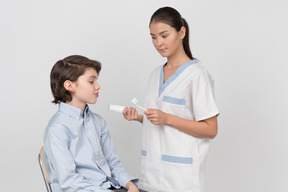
<box><xmin>95</xmin><ymin>82</ymin><xmax>101</xmax><ymax>90</ymax></box>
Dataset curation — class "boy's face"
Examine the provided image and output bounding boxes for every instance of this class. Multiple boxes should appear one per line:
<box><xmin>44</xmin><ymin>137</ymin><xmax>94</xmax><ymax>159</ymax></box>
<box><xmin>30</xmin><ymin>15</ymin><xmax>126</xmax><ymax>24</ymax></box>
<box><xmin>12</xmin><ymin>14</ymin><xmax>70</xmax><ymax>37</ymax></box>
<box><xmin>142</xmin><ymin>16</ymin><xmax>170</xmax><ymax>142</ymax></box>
<box><xmin>68</xmin><ymin>68</ymin><xmax>100</xmax><ymax>109</ymax></box>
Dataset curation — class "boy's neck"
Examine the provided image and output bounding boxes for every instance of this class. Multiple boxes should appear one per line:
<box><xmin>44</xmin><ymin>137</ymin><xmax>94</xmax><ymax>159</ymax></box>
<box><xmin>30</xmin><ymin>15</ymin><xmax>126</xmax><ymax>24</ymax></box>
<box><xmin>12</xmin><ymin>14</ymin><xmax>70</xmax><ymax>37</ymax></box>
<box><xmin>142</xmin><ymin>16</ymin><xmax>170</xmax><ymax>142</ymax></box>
<box><xmin>65</xmin><ymin>101</ymin><xmax>87</xmax><ymax>112</ymax></box>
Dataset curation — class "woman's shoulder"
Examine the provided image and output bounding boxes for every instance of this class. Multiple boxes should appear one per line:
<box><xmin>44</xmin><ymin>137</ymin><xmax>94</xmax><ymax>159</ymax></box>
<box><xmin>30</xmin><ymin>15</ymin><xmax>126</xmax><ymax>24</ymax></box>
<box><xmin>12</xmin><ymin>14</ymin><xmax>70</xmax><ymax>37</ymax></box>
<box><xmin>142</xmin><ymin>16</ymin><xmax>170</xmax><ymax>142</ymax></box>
<box><xmin>187</xmin><ymin>60</ymin><xmax>210</xmax><ymax>74</ymax></box>
<box><xmin>151</xmin><ymin>64</ymin><xmax>163</xmax><ymax>73</ymax></box>
<box><xmin>187</xmin><ymin>61</ymin><xmax>215</xmax><ymax>84</ymax></box>
<box><xmin>147</xmin><ymin>64</ymin><xmax>163</xmax><ymax>80</ymax></box>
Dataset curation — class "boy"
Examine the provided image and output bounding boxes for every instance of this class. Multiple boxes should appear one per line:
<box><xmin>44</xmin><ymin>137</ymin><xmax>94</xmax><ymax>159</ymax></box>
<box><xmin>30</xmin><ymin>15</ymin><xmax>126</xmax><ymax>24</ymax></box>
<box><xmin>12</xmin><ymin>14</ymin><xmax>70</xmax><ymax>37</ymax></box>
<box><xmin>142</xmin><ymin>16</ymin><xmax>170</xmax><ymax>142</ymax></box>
<box><xmin>43</xmin><ymin>55</ymin><xmax>139</xmax><ymax>192</ymax></box>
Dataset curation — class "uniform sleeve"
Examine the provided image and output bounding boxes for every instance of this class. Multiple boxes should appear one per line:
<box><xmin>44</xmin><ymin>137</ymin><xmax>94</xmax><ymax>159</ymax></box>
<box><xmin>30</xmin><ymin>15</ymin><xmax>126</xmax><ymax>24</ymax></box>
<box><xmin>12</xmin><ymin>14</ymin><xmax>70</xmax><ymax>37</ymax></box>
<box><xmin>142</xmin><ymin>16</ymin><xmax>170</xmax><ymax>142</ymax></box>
<box><xmin>44</xmin><ymin>125</ymin><xmax>110</xmax><ymax>192</ymax></box>
<box><xmin>190</xmin><ymin>68</ymin><xmax>219</xmax><ymax>121</ymax></box>
<box><xmin>99</xmin><ymin>119</ymin><xmax>139</xmax><ymax>188</ymax></box>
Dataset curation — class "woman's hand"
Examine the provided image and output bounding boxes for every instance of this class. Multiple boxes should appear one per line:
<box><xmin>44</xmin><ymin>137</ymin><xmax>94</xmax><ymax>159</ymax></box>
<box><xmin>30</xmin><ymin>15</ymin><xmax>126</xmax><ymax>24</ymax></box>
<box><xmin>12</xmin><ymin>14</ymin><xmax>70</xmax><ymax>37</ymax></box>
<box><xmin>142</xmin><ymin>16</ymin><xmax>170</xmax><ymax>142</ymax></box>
<box><xmin>122</xmin><ymin>107</ymin><xmax>143</xmax><ymax>123</ymax></box>
<box><xmin>144</xmin><ymin>109</ymin><xmax>218</xmax><ymax>139</ymax></box>
<box><xmin>126</xmin><ymin>181</ymin><xmax>139</xmax><ymax>192</ymax></box>
<box><xmin>144</xmin><ymin>108</ymin><xmax>169</xmax><ymax>125</ymax></box>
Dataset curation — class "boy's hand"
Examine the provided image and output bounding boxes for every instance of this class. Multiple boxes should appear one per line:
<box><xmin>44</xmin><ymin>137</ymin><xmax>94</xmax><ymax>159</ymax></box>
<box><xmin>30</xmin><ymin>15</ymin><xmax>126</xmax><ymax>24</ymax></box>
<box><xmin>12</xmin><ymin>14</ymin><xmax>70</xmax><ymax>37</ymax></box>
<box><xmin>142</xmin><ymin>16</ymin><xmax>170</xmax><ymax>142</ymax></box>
<box><xmin>123</xmin><ymin>107</ymin><xmax>143</xmax><ymax>123</ymax></box>
<box><xmin>126</xmin><ymin>181</ymin><xmax>139</xmax><ymax>192</ymax></box>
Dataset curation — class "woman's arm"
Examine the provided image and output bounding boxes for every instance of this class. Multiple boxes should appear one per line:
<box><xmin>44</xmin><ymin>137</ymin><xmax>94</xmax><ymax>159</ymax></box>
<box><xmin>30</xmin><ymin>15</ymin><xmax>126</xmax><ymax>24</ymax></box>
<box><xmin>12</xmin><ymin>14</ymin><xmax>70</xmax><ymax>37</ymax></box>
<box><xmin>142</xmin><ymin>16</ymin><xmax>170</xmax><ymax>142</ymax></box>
<box><xmin>144</xmin><ymin>108</ymin><xmax>218</xmax><ymax>139</ymax></box>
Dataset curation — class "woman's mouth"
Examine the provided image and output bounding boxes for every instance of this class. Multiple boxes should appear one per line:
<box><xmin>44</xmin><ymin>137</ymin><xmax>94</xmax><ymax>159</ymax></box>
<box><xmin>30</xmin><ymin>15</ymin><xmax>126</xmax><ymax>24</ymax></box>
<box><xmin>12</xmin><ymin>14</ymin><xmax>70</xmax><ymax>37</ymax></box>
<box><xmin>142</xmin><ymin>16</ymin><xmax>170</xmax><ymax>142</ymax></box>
<box><xmin>158</xmin><ymin>48</ymin><xmax>167</xmax><ymax>53</ymax></box>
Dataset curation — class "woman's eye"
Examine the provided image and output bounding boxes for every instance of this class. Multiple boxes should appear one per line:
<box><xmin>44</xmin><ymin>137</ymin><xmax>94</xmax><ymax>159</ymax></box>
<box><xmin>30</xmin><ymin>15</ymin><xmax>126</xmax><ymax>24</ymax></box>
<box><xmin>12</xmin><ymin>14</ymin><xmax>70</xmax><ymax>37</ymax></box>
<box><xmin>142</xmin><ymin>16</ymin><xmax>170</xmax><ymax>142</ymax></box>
<box><xmin>151</xmin><ymin>36</ymin><xmax>156</xmax><ymax>40</ymax></box>
<box><xmin>162</xmin><ymin>35</ymin><xmax>167</xmax><ymax>38</ymax></box>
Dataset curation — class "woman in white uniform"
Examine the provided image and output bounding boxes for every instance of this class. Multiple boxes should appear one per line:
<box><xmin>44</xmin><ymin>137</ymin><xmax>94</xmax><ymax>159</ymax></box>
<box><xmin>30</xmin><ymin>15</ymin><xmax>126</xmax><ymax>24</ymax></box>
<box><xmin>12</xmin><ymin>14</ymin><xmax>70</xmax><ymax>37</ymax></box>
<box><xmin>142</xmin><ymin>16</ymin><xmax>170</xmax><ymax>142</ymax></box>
<box><xmin>123</xmin><ymin>6</ymin><xmax>219</xmax><ymax>192</ymax></box>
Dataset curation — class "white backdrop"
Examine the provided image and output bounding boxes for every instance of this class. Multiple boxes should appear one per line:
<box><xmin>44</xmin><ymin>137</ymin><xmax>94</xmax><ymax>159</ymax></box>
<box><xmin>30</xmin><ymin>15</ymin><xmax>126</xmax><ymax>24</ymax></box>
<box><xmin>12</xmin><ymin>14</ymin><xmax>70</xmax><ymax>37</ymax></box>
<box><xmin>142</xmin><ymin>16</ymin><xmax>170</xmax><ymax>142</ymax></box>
<box><xmin>0</xmin><ymin>0</ymin><xmax>287</xmax><ymax>191</ymax></box>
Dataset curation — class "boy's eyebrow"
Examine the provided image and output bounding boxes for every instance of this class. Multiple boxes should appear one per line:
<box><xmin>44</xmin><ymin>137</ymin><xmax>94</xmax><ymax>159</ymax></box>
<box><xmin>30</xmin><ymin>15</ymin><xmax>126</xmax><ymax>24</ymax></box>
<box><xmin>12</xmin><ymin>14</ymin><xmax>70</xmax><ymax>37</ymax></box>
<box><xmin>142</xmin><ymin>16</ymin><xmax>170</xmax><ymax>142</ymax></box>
<box><xmin>150</xmin><ymin>30</ymin><xmax>168</xmax><ymax>36</ymax></box>
<box><xmin>89</xmin><ymin>75</ymin><xmax>98</xmax><ymax>79</ymax></box>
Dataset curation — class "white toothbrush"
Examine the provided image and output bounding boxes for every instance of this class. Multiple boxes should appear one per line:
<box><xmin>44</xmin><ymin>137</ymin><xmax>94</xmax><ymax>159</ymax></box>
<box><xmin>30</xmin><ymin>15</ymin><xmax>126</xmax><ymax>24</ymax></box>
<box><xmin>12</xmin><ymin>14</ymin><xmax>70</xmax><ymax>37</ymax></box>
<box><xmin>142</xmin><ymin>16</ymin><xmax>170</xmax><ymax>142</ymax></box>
<box><xmin>131</xmin><ymin>98</ymin><xmax>146</xmax><ymax>111</ymax></box>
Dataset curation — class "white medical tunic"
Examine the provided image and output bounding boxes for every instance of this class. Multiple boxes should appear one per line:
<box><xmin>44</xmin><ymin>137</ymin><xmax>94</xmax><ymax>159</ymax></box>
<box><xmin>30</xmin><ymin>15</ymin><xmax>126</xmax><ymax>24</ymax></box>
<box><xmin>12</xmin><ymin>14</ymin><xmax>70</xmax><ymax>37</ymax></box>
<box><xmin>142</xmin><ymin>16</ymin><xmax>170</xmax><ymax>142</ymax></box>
<box><xmin>140</xmin><ymin>60</ymin><xmax>219</xmax><ymax>192</ymax></box>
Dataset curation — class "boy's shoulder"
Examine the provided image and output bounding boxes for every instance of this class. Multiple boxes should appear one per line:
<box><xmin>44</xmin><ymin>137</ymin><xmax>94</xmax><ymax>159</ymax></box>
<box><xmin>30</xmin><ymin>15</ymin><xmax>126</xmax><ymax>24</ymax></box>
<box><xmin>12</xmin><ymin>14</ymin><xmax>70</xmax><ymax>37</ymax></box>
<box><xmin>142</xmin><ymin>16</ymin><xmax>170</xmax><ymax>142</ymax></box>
<box><xmin>46</xmin><ymin>106</ymin><xmax>107</xmax><ymax>131</ymax></box>
<box><xmin>46</xmin><ymin>110</ymin><xmax>74</xmax><ymax>130</ymax></box>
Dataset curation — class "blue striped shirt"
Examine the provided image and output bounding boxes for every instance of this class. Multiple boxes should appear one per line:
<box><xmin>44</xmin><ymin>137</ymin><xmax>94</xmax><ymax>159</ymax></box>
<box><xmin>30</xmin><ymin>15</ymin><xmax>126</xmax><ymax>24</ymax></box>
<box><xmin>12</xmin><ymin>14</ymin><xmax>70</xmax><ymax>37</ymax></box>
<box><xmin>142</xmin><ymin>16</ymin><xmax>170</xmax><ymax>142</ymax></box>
<box><xmin>43</xmin><ymin>102</ymin><xmax>138</xmax><ymax>192</ymax></box>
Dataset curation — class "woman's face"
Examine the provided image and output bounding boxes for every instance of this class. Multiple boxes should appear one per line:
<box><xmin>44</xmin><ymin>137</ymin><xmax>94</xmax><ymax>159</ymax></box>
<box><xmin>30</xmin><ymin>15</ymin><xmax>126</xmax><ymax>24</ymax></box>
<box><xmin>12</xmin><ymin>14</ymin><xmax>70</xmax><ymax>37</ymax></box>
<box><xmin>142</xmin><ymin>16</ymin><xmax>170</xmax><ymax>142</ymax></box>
<box><xmin>149</xmin><ymin>22</ymin><xmax>185</xmax><ymax>58</ymax></box>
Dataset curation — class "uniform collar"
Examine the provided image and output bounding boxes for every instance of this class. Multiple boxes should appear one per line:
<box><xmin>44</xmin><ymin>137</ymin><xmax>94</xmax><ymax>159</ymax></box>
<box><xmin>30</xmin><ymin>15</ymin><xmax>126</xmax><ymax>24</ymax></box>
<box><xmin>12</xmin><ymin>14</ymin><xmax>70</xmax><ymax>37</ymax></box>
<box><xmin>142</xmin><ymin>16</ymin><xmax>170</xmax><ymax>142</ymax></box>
<box><xmin>159</xmin><ymin>59</ymin><xmax>197</xmax><ymax>96</ymax></box>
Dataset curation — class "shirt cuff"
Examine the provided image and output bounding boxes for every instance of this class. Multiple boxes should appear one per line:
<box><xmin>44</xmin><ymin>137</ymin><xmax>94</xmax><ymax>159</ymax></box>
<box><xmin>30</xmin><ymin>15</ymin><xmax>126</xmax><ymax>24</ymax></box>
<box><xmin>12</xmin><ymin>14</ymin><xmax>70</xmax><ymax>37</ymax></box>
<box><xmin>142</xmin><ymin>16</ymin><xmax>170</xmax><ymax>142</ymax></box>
<box><xmin>118</xmin><ymin>172</ymin><xmax>139</xmax><ymax>188</ymax></box>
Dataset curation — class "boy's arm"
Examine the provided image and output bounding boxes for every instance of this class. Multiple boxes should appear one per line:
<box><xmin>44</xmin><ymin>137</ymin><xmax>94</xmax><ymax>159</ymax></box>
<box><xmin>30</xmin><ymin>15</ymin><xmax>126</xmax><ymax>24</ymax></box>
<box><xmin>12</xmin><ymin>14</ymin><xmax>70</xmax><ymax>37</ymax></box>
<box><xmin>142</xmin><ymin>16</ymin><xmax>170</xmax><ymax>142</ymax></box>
<box><xmin>99</xmin><ymin>120</ymin><xmax>139</xmax><ymax>189</ymax></box>
<box><xmin>45</xmin><ymin>125</ymin><xmax>110</xmax><ymax>192</ymax></box>
<box><xmin>126</xmin><ymin>181</ymin><xmax>139</xmax><ymax>192</ymax></box>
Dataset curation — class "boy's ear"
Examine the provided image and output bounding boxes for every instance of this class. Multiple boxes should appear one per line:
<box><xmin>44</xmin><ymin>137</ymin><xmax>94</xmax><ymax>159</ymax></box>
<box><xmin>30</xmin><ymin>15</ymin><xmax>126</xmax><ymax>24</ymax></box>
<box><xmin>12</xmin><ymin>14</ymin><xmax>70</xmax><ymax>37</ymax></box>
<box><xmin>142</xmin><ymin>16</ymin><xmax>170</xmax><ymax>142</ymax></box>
<box><xmin>64</xmin><ymin>80</ymin><xmax>75</xmax><ymax>93</ymax></box>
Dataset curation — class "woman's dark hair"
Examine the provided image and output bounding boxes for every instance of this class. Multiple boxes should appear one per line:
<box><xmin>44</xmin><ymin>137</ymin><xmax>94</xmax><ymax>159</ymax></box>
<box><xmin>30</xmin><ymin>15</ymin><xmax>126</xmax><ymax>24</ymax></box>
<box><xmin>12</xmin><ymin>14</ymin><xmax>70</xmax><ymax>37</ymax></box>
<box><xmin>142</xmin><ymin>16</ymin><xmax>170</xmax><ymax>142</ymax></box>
<box><xmin>149</xmin><ymin>6</ymin><xmax>194</xmax><ymax>60</ymax></box>
<box><xmin>50</xmin><ymin>55</ymin><xmax>101</xmax><ymax>104</ymax></box>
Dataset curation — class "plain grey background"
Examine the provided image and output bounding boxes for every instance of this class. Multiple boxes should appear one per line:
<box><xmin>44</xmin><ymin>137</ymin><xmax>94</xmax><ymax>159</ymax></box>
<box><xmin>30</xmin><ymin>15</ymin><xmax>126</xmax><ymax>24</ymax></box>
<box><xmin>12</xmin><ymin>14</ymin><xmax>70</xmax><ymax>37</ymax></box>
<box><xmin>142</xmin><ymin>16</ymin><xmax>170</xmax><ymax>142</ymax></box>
<box><xmin>1</xmin><ymin>0</ymin><xmax>287</xmax><ymax>191</ymax></box>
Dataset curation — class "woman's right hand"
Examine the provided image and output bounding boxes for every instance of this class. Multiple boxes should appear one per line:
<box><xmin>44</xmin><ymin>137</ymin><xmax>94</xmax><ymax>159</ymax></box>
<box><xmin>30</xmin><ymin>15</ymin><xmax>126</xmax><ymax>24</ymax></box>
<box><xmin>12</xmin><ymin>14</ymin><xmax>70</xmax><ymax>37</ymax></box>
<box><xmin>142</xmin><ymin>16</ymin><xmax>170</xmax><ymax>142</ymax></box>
<box><xmin>123</xmin><ymin>107</ymin><xmax>143</xmax><ymax>123</ymax></box>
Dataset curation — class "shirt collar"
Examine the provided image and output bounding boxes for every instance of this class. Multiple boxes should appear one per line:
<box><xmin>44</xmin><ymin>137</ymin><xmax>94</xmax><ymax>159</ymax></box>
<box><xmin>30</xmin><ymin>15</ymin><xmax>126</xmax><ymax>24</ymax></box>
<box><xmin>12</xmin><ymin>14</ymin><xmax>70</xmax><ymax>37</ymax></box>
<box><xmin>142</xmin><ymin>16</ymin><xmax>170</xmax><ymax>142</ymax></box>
<box><xmin>59</xmin><ymin>102</ymin><xmax>90</xmax><ymax>120</ymax></box>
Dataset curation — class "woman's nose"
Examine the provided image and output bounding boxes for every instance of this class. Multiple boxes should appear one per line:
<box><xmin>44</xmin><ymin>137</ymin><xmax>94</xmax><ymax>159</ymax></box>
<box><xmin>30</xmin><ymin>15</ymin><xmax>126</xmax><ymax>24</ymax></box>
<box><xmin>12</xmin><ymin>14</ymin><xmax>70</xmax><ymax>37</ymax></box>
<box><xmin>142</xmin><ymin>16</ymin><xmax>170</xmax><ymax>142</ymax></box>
<box><xmin>157</xmin><ymin>39</ymin><xmax>163</xmax><ymax>46</ymax></box>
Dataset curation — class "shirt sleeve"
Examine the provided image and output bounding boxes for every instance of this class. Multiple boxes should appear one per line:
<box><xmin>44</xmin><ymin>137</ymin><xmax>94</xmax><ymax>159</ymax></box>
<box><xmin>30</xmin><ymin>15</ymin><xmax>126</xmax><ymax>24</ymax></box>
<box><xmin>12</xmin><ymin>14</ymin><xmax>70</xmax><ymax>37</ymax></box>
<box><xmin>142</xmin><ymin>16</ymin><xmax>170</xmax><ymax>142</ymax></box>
<box><xmin>99</xmin><ymin>118</ymin><xmax>139</xmax><ymax>188</ymax></box>
<box><xmin>190</xmin><ymin>68</ymin><xmax>219</xmax><ymax>121</ymax></box>
<box><xmin>44</xmin><ymin>124</ymin><xmax>110</xmax><ymax>192</ymax></box>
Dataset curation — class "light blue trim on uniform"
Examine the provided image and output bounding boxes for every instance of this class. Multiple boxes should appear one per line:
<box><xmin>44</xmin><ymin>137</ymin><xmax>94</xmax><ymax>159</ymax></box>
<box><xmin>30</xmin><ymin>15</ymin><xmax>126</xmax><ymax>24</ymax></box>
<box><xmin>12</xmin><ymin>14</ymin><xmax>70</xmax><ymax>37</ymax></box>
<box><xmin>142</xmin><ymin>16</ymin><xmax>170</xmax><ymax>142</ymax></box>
<box><xmin>141</xmin><ymin>150</ymin><xmax>147</xmax><ymax>156</ymax></box>
<box><xmin>159</xmin><ymin>59</ymin><xmax>197</xmax><ymax>97</ymax></box>
<box><xmin>162</xmin><ymin>96</ymin><xmax>186</xmax><ymax>105</ymax></box>
<box><xmin>161</xmin><ymin>155</ymin><xmax>193</xmax><ymax>164</ymax></box>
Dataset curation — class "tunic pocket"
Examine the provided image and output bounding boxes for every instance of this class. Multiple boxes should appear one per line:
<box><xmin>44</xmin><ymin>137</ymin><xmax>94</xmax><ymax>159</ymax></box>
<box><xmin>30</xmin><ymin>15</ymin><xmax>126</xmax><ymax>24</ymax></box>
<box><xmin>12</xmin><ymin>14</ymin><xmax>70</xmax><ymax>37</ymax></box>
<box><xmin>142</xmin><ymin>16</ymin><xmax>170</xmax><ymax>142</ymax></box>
<box><xmin>161</xmin><ymin>96</ymin><xmax>186</xmax><ymax>118</ymax></box>
<box><xmin>160</xmin><ymin>157</ymin><xmax>194</xmax><ymax>191</ymax></box>
<box><xmin>162</xmin><ymin>96</ymin><xmax>186</xmax><ymax>105</ymax></box>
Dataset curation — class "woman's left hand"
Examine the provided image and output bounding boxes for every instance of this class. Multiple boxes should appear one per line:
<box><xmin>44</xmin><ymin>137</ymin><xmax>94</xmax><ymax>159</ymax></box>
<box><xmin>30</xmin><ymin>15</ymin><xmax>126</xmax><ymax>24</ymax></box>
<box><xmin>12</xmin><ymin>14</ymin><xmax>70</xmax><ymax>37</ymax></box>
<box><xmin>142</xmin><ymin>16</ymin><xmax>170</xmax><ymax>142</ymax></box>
<box><xmin>144</xmin><ymin>108</ymin><xmax>168</xmax><ymax>125</ymax></box>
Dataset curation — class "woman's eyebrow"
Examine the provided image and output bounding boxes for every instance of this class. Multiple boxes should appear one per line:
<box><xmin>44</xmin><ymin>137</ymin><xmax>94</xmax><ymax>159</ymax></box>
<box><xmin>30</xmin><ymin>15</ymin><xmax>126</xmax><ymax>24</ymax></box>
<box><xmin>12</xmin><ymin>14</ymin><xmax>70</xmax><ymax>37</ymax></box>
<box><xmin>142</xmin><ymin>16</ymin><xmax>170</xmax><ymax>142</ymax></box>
<box><xmin>150</xmin><ymin>30</ymin><xmax>168</xmax><ymax>36</ymax></box>
<box><xmin>159</xmin><ymin>30</ymin><xmax>168</xmax><ymax>34</ymax></box>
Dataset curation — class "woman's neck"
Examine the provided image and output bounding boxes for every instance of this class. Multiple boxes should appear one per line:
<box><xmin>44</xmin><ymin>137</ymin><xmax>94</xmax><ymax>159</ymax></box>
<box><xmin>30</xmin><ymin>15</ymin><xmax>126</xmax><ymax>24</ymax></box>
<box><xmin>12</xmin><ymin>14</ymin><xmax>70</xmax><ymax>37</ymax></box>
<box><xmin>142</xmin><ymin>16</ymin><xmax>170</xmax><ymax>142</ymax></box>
<box><xmin>166</xmin><ymin>47</ymin><xmax>191</xmax><ymax>68</ymax></box>
<box><xmin>166</xmin><ymin>55</ymin><xmax>191</xmax><ymax>69</ymax></box>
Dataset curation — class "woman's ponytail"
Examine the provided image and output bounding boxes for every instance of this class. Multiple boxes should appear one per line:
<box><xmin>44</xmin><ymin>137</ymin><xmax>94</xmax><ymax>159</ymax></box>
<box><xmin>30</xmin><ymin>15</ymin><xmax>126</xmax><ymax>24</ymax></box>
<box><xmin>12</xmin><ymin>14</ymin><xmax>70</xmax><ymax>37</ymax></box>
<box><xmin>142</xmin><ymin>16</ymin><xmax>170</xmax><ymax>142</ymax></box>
<box><xmin>182</xmin><ymin>18</ymin><xmax>194</xmax><ymax>60</ymax></box>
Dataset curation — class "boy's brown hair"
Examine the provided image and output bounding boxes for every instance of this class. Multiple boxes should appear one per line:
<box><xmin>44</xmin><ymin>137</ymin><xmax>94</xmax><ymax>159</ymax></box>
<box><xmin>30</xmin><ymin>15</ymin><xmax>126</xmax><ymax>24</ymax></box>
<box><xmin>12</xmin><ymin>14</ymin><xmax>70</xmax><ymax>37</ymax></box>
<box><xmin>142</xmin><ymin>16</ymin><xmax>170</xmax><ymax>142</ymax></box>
<box><xmin>50</xmin><ymin>55</ymin><xmax>101</xmax><ymax>104</ymax></box>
